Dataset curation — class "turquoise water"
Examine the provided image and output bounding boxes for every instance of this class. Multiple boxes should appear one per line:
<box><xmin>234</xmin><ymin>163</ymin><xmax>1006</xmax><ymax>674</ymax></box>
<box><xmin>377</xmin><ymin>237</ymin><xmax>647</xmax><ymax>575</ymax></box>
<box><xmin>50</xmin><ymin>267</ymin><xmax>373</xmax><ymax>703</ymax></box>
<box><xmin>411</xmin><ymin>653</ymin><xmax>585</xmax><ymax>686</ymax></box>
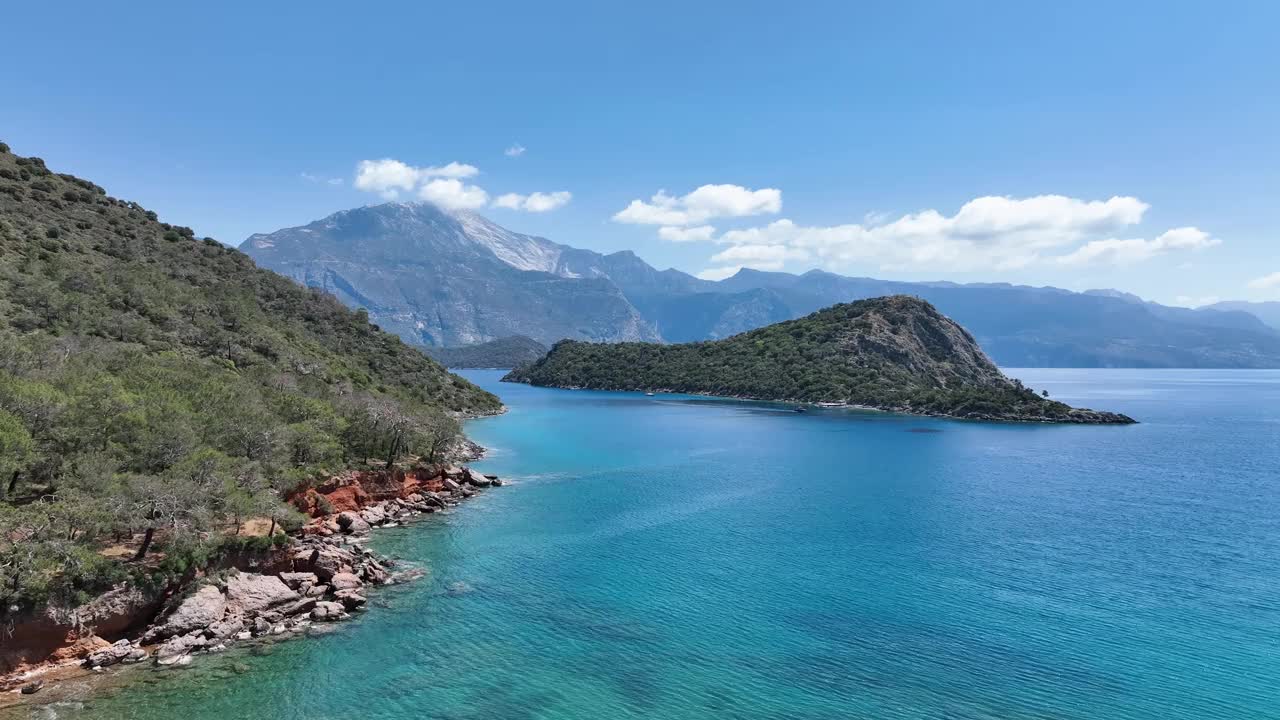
<box><xmin>15</xmin><ymin>369</ymin><xmax>1280</xmax><ymax>719</ymax></box>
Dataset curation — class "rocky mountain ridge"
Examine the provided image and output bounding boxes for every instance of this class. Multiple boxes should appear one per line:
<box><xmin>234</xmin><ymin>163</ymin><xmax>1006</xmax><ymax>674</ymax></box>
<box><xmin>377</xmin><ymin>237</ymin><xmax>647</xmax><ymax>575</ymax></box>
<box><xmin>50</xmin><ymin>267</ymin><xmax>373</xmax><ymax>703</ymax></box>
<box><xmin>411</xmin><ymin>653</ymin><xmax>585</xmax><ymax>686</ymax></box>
<box><xmin>244</xmin><ymin>202</ymin><xmax>659</xmax><ymax>347</ymax></box>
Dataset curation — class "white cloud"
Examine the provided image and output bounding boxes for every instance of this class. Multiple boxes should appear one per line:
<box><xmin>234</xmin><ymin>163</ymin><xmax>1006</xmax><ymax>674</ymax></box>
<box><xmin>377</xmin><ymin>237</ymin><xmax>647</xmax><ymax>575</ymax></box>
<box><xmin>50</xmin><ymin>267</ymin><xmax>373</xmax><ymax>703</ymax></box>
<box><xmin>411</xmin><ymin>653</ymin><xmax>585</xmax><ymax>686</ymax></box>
<box><xmin>709</xmin><ymin>243</ymin><xmax>810</xmax><ymax>271</ymax></box>
<box><xmin>492</xmin><ymin>193</ymin><xmax>523</xmax><ymax>210</ymax></box>
<box><xmin>1247</xmin><ymin>271</ymin><xmax>1280</xmax><ymax>290</ymax></box>
<box><xmin>1055</xmin><ymin>227</ymin><xmax>1220</xmax><ymax>266</ymax></box>
<box><xmin>353</xmin><ymin>156</ymin><xmax>570</xmax><ymax>213</ymax></box>
<box><xmin>353</xmin><ymin>158</ymin><xmax>480</xmax><ymax>200</ymax></box>
<box><xmin>492</xmin><ymin>191</ymin><xmax>572</xmax><ymax>212</ymax></box>
<box><xmin>695</xmin><ymin>265</ymin><xmax>743</xmax><ymax>281</ymax></box>
<box><xmin>613</xmin><ymin>184</ymin><xmax>782</xmax><ymax>226</ymax></box>
<box><xmin>505</xmin><ymin>144</ymin><xmax>526</xmax><ymax>158</ymax></box>
<box><xmin>690</xmin><ymin>194</ymin><xmax>1221</xmax><ymax>279</ymax></box>
<box><xmin>658</xmin><ymin>225</ymin><xmax>716</xmax><ymax>242</ymax></box>
<box><xmin>427</xmin><ymin>161</ymin><xmax>480</xmax><ymax>179</ymax></box>
<box><xmin>301</xmin><ymin>172</ymin><xmax>343</xmax><ymax>186</ymax></box>
<box><xmin>418</xmin><ymin>178</ymin><xmax>489</xmax><ymax>210</ymax></box>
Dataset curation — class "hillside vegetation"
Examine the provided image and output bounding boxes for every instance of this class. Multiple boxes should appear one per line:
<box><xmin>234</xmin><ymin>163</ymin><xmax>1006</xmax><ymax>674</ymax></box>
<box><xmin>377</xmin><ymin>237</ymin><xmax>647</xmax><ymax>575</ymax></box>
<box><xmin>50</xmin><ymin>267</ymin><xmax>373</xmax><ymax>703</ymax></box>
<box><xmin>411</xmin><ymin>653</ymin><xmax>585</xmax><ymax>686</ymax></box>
<box><xmin>0</xmin><ymin>142</ymin><xmax>499</xmax><ymax>619</ymax></box>
<box><xmin>506</xmin><ymin>296</ymin><xmax>1134</xmax><ymax>424</ymax></box>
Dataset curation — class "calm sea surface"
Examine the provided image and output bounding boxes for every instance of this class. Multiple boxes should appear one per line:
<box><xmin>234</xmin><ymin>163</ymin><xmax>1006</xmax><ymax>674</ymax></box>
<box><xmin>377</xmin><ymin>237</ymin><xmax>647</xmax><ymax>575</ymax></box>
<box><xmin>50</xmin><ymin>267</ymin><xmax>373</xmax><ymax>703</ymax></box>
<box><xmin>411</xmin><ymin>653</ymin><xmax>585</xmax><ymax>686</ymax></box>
<box><xmin>13</xmin><ymin>369</ymin><xmax>1280</xmax><ymax>720</ymax></box>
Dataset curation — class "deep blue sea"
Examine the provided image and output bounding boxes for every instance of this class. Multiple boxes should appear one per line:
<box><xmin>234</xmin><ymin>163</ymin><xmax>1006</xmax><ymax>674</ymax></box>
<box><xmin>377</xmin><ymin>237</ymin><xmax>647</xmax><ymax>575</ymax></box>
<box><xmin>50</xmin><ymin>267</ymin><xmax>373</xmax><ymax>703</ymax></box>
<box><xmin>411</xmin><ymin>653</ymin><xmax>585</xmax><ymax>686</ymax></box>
<box><xmin>14</xmin><ymin>369</ymin><xmax>1280</xmax><ymax>720</ymax></box>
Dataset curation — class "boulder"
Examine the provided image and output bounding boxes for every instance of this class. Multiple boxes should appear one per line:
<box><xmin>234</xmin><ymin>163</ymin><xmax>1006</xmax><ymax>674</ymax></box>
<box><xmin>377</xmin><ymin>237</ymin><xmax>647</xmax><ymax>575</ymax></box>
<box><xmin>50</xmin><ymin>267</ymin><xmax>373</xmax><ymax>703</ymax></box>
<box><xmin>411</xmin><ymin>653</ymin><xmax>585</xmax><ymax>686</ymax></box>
<box><xmin>487</xmin><ymin>475</ymin><xmax>504</xmax><ymax>487</ymax></box>
<box><xmin>361</xmin><ymin>562</ymin><xmax>390</xmax><ymax>585</ymax></box>
<box><xmin>336</xmin><ymin>511</ymin><xmax>371</xmax><ymax>535</ymax></box>
<box><xmin>465</xmin><ymin>468</ymin><xmax>492</xmax><ymax>487</ymax></box>
<box><xmin>282</xmin><ymin>597</ymin><xmax>317</xmax><ymax>617</ymax></box>
<box><xmin>306</xmin><ymin>584</ymin><xmax>330</xmax><ymax>598</ymax></box>
<box><xmin>155</xmin><ymin>633</ymin><xmax>207</xmax><ymax>665</ymax></box>
<box><xmin>419</xmin><ymin>491</ymin><xmax>446</xmax><ymax>507</ymax></box>
<box><xmin>311</xmin><ymin>547</ymin><xmax>355</xmax><ymax>581</ymax></box>
<box><xmin>20</xmin><ymin>681</ymin><xmax>43</xmax><ymax>695</ymax></box>
<box><xmin>360</xmin><ymin>505</ymin><xmax>386</xmax><ymax>525</ymax></box>
<box><xmin>329</xmin><ymin>572</ymin><xmax>364</xmax><ymax>592</ymax></box>
<box><xmin>83</xmin><ymin>639</ymin><xmax>133</xmax><ymax>669</ymax></box>
<box><xmin>205</xmin><ymin>617</ymin><xmax>245</xmax><ymax>640</ymax></box>
<box><xmin>333</xmin><ymin>590</ymin><xmax>367</xmax><ymax>610</ymax></box>
<box><xmin>122</xmin><ymin>647</ymin><xmax>149</xmax><ymax>664</ymax></box>
<box><xmin>252</xmin><ymin>617</ymin><xmax>272</xmax><ymax>636</ymax></box>
<box><xmin>278</xmin><ymin>572</ymin><xmax>318</xmax><ymax>590</ymax></box>
<box><xmin>310</xmin><ymin>601</ymin><xmax>347</xmax><ymax>621</ymax></box>
<box><xmin>148</xmin><ymin>585</ymin><xmax>226</xmax><ymax>641</ymax></box>
<box><xmin>442</xmin><ymin>477</ymin><xmax>461</xmax><ymax>492</ymax></box>
<box><xmin>225</xmin><ymin>572</ymin><xmax>300</xmax><ymax>614</ymax></box>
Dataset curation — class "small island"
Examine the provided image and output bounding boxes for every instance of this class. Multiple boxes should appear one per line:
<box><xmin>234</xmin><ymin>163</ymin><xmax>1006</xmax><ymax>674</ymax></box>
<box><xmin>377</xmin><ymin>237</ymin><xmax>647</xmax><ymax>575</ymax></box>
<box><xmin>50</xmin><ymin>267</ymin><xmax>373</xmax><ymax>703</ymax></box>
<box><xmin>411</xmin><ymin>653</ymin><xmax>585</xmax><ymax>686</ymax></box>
<box><xmin>505</xmin><ymin>296</ymin><xmax>1136</xmax><ymax>424</ymax></box>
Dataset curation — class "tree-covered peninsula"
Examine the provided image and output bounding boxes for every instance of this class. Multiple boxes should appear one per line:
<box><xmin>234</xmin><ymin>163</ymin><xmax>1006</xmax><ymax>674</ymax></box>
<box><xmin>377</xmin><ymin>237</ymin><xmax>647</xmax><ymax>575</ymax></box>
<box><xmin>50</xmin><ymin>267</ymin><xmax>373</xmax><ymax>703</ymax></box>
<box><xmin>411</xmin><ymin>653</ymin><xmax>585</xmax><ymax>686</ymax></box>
<box><xmin>426</xmin><ymin>335</ymin><xmax>549</xmax><ymax>368</ymax></box>
<box><xmin>0</xmin><ymin>142</ymin><xmax>500</xmax><ymax>632</ymax></box>
<box><xmin>505</xmin><ymin>296</ymin><xmax>1135</xmax><ymax>424</ymax></box>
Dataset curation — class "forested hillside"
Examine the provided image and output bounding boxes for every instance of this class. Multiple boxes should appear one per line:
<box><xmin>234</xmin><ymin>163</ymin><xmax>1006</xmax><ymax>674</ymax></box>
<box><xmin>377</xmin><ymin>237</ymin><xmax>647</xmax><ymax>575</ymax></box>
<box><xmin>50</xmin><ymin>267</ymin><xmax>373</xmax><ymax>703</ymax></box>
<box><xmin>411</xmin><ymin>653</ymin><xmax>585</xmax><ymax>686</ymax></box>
<box><xmin>426</xmin><ymin>336</ymin><xmax>548</xmax><ymax>368</ymax></box>
<box><xmin>0</xmin><ymin>142</ymin><xmax>499</xmax><ymax>620</ymax></box>
<box><xmin>506</xmin><ymin>296</ymin><xmax>1134</xmax><ymax>424</ymax></box>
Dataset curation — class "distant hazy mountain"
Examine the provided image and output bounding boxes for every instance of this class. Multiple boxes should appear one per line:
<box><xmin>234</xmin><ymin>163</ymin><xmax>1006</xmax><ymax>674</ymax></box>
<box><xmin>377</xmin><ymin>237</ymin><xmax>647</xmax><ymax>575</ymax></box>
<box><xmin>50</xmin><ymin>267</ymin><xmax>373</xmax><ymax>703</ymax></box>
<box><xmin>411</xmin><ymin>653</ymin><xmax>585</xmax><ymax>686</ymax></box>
<box><xmin>1206</xmin><ymin>301</ymin><xmax>1280</xmax><ymax>331</ymax></box>
<box><xmin>702</xmin><ymin>270</ymin><xmax>1280</xmax><ymax>367</ymax></box>
<box><xmin>425</xmin><ymin>336</ymin><xmax>548</xmax><ymax>369</ymax></box>
<box><xmin>244</xmin><ymin>203</ymin><xmax>1280</xmax><ymax>368</ymax></box>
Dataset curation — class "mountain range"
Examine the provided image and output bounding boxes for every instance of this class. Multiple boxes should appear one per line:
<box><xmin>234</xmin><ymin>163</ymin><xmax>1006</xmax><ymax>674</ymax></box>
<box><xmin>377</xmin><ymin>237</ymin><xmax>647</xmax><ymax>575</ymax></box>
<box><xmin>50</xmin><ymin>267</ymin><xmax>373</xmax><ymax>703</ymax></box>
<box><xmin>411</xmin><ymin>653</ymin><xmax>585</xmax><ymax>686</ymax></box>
<box><xmin>1205</xmin><ymin>301</ymin><xmax>1280</xmax><ymax>332</ymax></box>
<box><xmin>244</xmin><ymin>202</ymin><xmax>1280</xmax><ymax>368</ymax></box>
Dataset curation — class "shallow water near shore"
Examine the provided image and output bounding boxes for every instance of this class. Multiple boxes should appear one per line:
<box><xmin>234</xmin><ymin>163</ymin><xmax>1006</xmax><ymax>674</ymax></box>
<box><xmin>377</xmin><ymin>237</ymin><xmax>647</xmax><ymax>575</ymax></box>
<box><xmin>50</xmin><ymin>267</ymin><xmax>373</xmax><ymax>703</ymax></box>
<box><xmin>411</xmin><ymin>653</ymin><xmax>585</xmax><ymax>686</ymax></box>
<box><xmin>7</xmin><ymin>369</ymin><xmax>1280</xmax><ymax>720</ymax></box>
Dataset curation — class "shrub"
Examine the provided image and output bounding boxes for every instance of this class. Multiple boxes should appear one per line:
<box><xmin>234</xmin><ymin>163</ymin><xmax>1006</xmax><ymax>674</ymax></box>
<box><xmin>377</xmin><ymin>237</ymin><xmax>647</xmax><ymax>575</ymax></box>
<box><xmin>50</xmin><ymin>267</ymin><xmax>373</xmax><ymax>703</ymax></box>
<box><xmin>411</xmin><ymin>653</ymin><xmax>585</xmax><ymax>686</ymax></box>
<box><xmin>315</xmin><ymin>494</ymin><xmax>335</xmax><ymax>515</ymax></box>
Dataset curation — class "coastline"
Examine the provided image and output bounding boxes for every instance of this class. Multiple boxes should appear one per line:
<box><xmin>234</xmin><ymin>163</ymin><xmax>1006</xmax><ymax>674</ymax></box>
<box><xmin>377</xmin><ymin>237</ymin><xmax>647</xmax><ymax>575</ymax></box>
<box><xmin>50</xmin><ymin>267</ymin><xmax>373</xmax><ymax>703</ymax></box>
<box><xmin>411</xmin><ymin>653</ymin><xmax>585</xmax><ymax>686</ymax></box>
<box><xmin>504</xmin><ymin>381</ymin><xmax>1138</xmax><ymax>425</ymax></box>
<box><xmin>0</xmin><ymin>454</ymin><xmax>505</xmax><ymax>712</ymax></box>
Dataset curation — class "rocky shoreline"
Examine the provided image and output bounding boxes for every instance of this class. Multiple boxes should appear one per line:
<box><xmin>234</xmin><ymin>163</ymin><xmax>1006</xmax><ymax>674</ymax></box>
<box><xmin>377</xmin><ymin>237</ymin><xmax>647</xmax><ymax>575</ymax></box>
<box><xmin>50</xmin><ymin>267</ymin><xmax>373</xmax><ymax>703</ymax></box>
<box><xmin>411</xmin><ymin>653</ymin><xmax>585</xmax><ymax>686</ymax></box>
<box><xmin>0</xmin><ymin>464</ymin><xmax>503</xmax><ymax>705</ymax></box>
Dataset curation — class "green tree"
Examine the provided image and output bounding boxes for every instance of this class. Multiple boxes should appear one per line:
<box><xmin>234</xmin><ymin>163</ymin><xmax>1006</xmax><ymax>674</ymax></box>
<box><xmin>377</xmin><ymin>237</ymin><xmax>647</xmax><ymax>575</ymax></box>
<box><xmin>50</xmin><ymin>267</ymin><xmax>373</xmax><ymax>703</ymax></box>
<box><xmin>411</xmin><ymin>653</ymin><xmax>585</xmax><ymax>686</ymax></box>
<box><xmin>0</xmin><ymin>408</ymin><xmax>33</xmax><ymax>498</ymax></box>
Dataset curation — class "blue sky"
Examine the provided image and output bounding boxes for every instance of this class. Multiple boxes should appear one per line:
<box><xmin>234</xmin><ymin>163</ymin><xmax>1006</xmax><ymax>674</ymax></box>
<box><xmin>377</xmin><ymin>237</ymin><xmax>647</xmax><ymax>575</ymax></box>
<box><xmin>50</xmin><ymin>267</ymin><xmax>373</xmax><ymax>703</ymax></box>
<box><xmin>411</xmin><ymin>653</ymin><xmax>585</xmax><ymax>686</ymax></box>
<box><xmin>3</xmin><ymin>0</ymin><xmax>1277</xmax><ymax>305</ymax></box>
